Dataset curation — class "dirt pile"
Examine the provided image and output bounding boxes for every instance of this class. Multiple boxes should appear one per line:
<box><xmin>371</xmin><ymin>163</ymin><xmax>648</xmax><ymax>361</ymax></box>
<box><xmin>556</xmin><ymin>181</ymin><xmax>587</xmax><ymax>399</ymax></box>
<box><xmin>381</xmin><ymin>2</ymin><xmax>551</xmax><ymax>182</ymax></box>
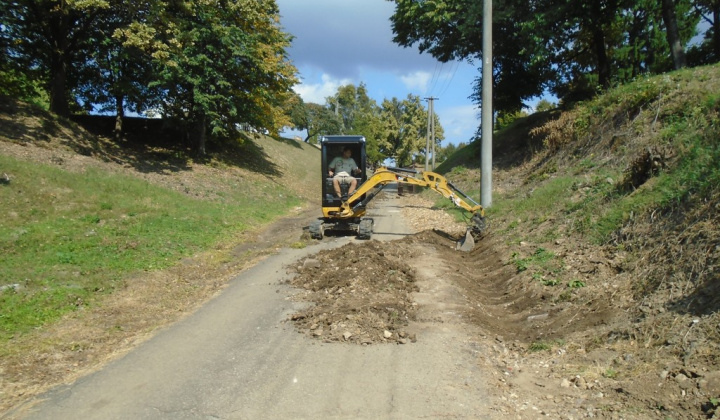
<box><xmin>288</xmin><ymin>240</ymin><xmax>420</xmax><ymax>344</ymax></box>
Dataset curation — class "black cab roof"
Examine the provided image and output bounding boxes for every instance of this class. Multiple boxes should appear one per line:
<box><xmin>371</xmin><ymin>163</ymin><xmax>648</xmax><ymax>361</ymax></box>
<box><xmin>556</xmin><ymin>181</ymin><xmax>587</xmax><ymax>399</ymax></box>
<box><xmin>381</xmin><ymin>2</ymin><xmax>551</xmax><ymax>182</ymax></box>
<box><xmin>319</xmin><ymin>135</ymin><xmax>366</xmax><ymax>144</ymax></box>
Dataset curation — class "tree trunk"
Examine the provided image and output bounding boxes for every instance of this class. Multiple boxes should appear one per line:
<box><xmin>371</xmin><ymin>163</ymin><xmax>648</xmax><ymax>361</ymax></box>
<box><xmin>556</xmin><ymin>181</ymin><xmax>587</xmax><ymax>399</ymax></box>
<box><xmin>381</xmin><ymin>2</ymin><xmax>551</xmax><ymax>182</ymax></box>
<box><xmin>48</xmin><ymin>5</ymin><xmax>71</xmax><ymax>117</ymax></box>
<box><xmin>592</xmin><ymin>27</ymin><xmax>611</xmax><ymax>89</ymax></box>
<box><xmin>661</xmin><ymin>0</ymin><xmax>687</xmax><ymax>69</ymax></box>
<box><xmin>197</xmin><ymin>118</ymin><xmax>207</xmax><ymax>156</ymax></box>
<box><xmin>115</xmin><ymin>94</ymin><xmax>124</xmax><ymax>141</ymax></box>
<box><xmin>714</xmin><ymin>6</ymin><xmax>720</xmax><ymax>60</ymax></box>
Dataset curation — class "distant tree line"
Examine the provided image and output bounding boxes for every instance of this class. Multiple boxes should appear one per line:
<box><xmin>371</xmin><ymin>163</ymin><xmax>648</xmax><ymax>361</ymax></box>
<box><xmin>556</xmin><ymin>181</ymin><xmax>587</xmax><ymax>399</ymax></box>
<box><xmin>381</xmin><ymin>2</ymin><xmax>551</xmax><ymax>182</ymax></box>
<box><xmin>0</xmin><ymin>0</ymin><xmax>298</xmax><ymax>154</ymax></box>
<box><xmin>289</xmin><ymin>83</ymin><xmax>447</xmax><ymax>167</ymax></box>
<box><xmin>389</xmin><ymin>0</ymin><xmax>719</xmax><ymax>114</ymax></box>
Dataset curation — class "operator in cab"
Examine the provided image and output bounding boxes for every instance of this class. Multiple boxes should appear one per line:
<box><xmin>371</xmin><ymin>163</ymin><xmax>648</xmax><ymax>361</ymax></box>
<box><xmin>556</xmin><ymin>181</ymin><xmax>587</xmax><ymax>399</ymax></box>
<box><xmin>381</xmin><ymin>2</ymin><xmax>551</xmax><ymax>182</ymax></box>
<box><xmin>328</xmin><ymin>146</ymin><xmax>361</xmax><ymax>200</ymax></box>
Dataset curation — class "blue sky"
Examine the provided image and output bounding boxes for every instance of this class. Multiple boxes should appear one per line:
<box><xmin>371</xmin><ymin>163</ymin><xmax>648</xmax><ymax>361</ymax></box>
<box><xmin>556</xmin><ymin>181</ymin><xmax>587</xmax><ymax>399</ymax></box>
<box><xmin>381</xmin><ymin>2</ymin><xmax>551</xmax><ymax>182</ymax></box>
<box><xmin>275</xmin><ymin>0</ymin><xmax>482</xmax><ymax>146</ymax></box>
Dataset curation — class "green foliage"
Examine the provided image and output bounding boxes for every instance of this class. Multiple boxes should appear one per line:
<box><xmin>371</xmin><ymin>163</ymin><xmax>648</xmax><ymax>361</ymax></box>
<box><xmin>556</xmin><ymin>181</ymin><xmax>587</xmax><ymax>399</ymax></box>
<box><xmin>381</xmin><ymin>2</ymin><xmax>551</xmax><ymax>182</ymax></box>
<box><xmin>152</xmin><ymin>0</ymin><xmax>298</xmax><ymax>150</ymax></box>
<box><xmin>529</xmin><ymin>339</ymin><xmax>565</xmax><ymax>352</ymax></box>
<box><xmin>291</xmin><ymin>101</ymin><xmax>342</xmax><ymax>143</ymax></box>
<box><xmin>535</xmin><ymin>99</ymin><xmax>556</xmax><ymax>113</ymax></box>
<box><xmin>511</xmin><ymin>248</ymin><xmax>561</xmax><ymax>275</ymax></box>
<box><xmin>567</xmin><ymin>280</ymin><xmax>586</xmax><ymax>289</ymax></box>
<box><xmin>557</xmin><ymin>70</ymin><xmax>720</xmax><ymax>243</ymax></box>
<box><xmin>320</xmin><ymin>83</ymin><xmax>388</xmax><ymax>165</ymax></box>
<box><xmin>450</xmin><ymin>165</ymin><xmax>468</xmax><ymax>176</ymax></box>
<box><xmin>0</xmin><ymin>69</ymin><xmax>46</xmax><ymax>105</ymax></box>
<box><xmin>0</xmin><ymin>154</ymin><xmax>301</xmax><ymax>339</ymax></box>
<box><xmin>435</xmin><ymin>142</ymin><xmax>466</xmax><ymax>163</ymax></box>
<box><xmin>389</xmin><ymin>0</ymin><xmax>706</xmax><ymax>114</ymax></box>
<box><xmin>1</xmin><ymin>0</ymin><xmax>298</xmax><ymax>145</ymax></box>
<box><xmin>603</xmin><ymin>368</ymin><xmax>619</xmax><ymax>379</ymax></box>
<box><xmin>541</xmin><ymin>278</ymin><xmax>560</xmax><ymax>286</ymax></box>
<box><xmin>496</xmin><ymin>109</ymin><xmax>529</xmax><ymax>130</ymax></box>
<box><xmin>529</xmin><ymin>341</ymin><xmax>552</xmax><ymax>352</ymax></box>
<box><xmin>378</xmin><ymin>94</ymin><xmax>441</xmax><ymax>166</ymax></box>
<box><xmin>512</xmin><ymin>176</ymin><xmax>577</xmax><ymax>215</ymax></box>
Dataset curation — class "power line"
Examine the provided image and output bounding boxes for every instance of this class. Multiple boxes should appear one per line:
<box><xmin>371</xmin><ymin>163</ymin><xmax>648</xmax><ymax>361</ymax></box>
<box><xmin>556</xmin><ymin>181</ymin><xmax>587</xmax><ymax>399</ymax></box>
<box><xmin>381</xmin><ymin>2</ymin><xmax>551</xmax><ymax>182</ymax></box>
<box><xmin>437</xmin><ymin>60</ymin><xmax>460</xmax><ymax>98</ymax></box>
<box><xmin>427</xmin><ymin>61</ymin><xmax>443</xmax><ymax>97</ymax></box>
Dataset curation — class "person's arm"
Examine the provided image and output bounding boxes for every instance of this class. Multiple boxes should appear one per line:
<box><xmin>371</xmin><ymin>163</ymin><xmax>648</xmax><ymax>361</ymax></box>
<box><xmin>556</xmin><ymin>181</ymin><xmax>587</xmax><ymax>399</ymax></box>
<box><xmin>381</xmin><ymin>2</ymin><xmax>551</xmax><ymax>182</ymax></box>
<box><xmin>328</xmin><ymin>157</ymin><xmax>338</xmax><ymax>176</ymax></box>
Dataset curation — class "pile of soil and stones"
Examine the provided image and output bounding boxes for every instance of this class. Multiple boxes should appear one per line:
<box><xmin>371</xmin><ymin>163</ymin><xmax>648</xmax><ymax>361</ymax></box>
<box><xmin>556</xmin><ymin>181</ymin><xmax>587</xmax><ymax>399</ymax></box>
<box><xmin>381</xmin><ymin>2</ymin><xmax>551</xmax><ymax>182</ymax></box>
<box><xmin>288</xmin><ymin>239</ymin><xmax>420</xmax><ymax>345</ymax></box>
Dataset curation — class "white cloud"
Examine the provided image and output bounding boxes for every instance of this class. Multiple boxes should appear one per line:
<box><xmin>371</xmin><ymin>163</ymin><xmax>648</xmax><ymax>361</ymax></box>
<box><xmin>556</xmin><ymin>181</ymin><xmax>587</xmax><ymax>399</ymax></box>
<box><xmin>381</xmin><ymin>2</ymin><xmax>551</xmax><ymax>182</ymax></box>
<box><xmin>438</xmin><ymin>104</ymin><xmax>480</xmax><ymax>143</ymax></box>
<box><xmin>294</xmin><ymin>73</ymin><xmax>354</xmax><ymax>104</ymax></box>
<box><xmin>277</xmin><ymin>0</ymin><xmax>438</xmax><ymax>79</ymax></box>
<box><xmin>400</xmin><ymin>71</ymin><xmax>432</xmax><ymax>93</ymax></box>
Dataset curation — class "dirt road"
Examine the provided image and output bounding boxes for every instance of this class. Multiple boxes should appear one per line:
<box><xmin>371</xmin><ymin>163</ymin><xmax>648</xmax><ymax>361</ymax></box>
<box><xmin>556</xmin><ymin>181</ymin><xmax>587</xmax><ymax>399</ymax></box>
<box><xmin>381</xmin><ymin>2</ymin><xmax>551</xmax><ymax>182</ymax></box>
<box><xmin>8</xmin><ymin>189</ymin><xmax>493</xmax><ymax>420</ymax></box>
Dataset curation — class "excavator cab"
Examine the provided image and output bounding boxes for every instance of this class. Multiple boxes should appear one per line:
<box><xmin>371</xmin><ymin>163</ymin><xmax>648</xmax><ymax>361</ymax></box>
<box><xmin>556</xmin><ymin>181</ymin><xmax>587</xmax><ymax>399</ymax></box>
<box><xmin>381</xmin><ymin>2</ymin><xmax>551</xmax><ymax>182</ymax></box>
<box><xmin>320</xmin><ymin>135</ymin><xmax>368</xmax><ymax>206</ymax></box>
<box><xmin>311</xmin><ymin>135</ymin><xmax>372</xmax><ymax>239</ymax></box>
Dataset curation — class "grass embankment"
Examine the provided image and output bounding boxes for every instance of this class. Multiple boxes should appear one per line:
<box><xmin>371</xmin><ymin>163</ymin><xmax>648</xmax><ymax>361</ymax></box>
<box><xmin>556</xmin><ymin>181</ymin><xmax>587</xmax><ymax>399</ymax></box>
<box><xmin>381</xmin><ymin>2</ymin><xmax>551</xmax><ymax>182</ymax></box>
<box><xmin>0</xmin><ymin>101</ymin><xmax>321</xmax><ymax>349</ymax></box>
<box><xmin>426</xmin><ymin>64</ymin><xmax>720</xmax><ymax>306</ymax></box>
<box><xmin>0</xmin><ymin>156</ymin><xmax>300</xmax><ymax>340</ymax></box>
<box><xmin>436</xmin><ymin>63</ymin><xmax>720</xmax><ymax>246</ymax></box>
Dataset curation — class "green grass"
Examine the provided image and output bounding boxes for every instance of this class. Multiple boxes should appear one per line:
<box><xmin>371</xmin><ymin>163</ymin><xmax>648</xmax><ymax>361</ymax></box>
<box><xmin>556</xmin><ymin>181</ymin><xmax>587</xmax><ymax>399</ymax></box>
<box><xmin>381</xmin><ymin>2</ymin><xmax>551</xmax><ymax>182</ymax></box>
<box><xmin>0</xmin><ymin>155</ymin><xmax>301</xmax><ymax>339</ymax></box>
<box><xmin>501</xmin><ymin>67</ymin><xmax>719</xmax><ymax>245</ymax></box>
<box><xmin>511</xmin><ymin>247</ymin><xmax>563</xmax><ymax>277</ymax></box>
<box><xmin>569</xmin><ymin>101</ymin><xmax>720</xmax><ymax>243</ymax></box>
<box><xmin>528</xmin><ymin>339</ymin><xmax>565</xmax><ymax>352</ymax></box>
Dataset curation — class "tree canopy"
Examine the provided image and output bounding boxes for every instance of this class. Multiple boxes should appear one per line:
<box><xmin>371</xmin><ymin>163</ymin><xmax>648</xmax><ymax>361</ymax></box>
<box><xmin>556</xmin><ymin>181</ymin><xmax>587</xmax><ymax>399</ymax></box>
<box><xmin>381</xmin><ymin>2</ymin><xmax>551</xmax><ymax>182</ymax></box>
<box><xmin>389</xmin><ymin>0</ymin><xmax>710</xmax><ymax>113</ymax></box>
<box><xmin>0</xmin><ymin>0</ymin><xmax>298</xmax><ymax>153</ymax></box>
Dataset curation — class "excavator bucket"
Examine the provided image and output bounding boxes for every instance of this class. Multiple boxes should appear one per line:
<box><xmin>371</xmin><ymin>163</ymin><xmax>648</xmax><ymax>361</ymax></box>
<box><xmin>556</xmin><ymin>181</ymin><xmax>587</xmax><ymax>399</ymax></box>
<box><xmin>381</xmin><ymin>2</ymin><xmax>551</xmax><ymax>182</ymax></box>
<box><xmin>455</xmin><ymin>214</ymin><xmax>488</xmax><ymax>252</ymax></box>
<box><xmin>456</xmin><ymin>229</ymin><xmax>475</xmax><ymax>252</ymax></box>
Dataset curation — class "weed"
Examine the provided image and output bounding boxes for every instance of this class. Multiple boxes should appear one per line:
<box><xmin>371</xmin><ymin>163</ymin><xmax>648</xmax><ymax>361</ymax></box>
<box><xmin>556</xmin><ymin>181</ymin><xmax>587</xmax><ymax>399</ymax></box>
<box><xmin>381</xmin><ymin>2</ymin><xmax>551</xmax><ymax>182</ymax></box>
<box><xmin>603</xmin><ymin>368</ymin><xmax>619</xmax><ymax>379</ymax></box>
<box><xmin>512</xmin><ymin>248</ymin><xmax>563</xmax><ymax>276</ymax></box>
<box><xmin>529</xmin><ymin>341</ymin><xmax>552</xmax><ymax>352</ymax></box>
<box><xmin>511</xmin><ymin>252</ymin><xmax>530</xmax><ymax>272</ymax></box>
<box><xmin>568</xmin><ymin>280</ymin><xmax>586</xmax><ymax>288</ymax></box>
<box><xmin>450</xmin><ymin>165</ymin><xmax>468</xmax><ymax>175</ymax></box>
<box><xmin>542</xmin><ymin>278</ymin><xmax>560</xmax><ymax>286</ymax></box>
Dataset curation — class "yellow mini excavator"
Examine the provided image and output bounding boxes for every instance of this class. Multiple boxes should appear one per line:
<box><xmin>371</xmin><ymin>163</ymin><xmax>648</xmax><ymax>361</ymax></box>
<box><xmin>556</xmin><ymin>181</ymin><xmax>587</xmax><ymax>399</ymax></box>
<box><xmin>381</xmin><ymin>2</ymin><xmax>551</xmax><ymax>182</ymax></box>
<box><xmin>310</xmin><ymin>135</ymin><xmax>487</xmax><ymax>249</ymax></box>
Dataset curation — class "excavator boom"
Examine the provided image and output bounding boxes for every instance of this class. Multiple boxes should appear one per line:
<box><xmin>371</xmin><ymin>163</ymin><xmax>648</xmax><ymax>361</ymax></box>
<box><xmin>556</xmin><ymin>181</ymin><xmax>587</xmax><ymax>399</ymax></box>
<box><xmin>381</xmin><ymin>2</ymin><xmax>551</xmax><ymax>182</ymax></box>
<box><xmin>331</xmin><ymin>167</ymin><xmax>488</xmax><ymax>241</ymax></box>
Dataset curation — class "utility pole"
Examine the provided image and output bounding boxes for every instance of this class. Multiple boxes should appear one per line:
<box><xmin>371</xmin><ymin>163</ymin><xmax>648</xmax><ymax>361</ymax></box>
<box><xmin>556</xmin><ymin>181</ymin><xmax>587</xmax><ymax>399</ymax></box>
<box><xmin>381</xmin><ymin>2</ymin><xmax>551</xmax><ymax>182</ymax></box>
<box><xmin>335</xmin><ymin>97</ymin><xmax>345</xmax><ymax>134</ymax></box>
<box><xmin>424</xmin><ymin>97</ymin><xmax>438</xmax><ymax>171</ymax></box>
<box><xmin>480</xmin><ymin>0</ymin><xmax>493</xmax><ymax>208</ymax></box>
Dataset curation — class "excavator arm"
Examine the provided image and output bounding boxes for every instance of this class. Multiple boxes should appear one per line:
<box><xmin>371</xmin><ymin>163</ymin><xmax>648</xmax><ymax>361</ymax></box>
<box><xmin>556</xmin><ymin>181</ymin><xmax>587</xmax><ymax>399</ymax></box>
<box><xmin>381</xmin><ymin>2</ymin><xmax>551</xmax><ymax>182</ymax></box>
<box><xmin>334</xmin><ymin>167</ymin><xmax>488</xmax><ymax>239</ymax></box>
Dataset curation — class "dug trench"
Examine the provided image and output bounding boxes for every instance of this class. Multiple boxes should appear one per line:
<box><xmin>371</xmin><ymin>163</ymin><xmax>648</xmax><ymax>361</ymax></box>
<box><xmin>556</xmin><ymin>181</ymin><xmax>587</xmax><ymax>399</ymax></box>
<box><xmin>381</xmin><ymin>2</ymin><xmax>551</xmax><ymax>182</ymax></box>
<box><xmin>285</xmin><ymin>195</ymin><xmax>717</xmax><ymax>419</ymax></box>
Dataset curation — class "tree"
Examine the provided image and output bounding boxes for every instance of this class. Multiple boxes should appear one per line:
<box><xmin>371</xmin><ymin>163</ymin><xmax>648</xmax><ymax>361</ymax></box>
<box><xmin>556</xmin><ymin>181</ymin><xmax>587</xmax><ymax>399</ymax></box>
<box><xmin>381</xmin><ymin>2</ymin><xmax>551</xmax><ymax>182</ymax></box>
<box><xmin>326</xmin><ymin>83</ymin><xmax>385</xmax><ymax>164</ymax></box>
<box><xmin>662</xmin><ymin>0</ymin><xmax>689</xmax><ymax>69</ymax></box>
<box><xmin>1</xmin><ymin>0</ymin><xmax>113</xmax><ymax>116</ymax></box>
<box><xmin>435</xmin><ymin>141</ymin><xmax>466</xmax><ymax>163</ymax></box>
<box><xmin>151</xmin><ymin>0</ymin><xmax>298</xmax><ymax>154</ymax></box>
<box><xmin>378</xmin><ymin>94</ymin><xmax>443</xmax><ymax>167</ymax></box>
<box><xmin>534</xmin><ymin>99</ymin><xmax>556</xmax><ymax>113</ymax></box>
<box><xmin>291</xmin><ymin>102</ymin><xmax>342</xmax><ymax>143</ymax></box>
<box><xmin>77</xmin><ymin>1</ymin><xmax>168</xmax><ymax>138</ymax></box>
<box><xmin>390</xmin><ymin>0</ymin><xmax>551</xmax><ymax>114</ymax></box>
<box><xmin>388</xmin><ymin>0</ymin><xmax>700</xmax><ymax>110</ymax></box>
<box><xmin>688</xmin><ymin>0</ymin><xmax>720</xmax><ymax>64</ymax></box>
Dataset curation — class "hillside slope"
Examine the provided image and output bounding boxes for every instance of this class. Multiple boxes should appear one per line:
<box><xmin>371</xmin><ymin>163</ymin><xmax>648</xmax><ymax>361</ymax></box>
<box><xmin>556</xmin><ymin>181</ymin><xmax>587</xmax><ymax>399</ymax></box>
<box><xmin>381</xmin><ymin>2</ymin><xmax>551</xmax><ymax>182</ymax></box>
<box><xmin>0</xmin><ymin>98</ymin><xmax>321</xmax><ymax>411</ymax></box>
<box><xmin>434</xmin><ymin>63</ymin><xmax>720</xmax><ymax>418</ymax></box>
